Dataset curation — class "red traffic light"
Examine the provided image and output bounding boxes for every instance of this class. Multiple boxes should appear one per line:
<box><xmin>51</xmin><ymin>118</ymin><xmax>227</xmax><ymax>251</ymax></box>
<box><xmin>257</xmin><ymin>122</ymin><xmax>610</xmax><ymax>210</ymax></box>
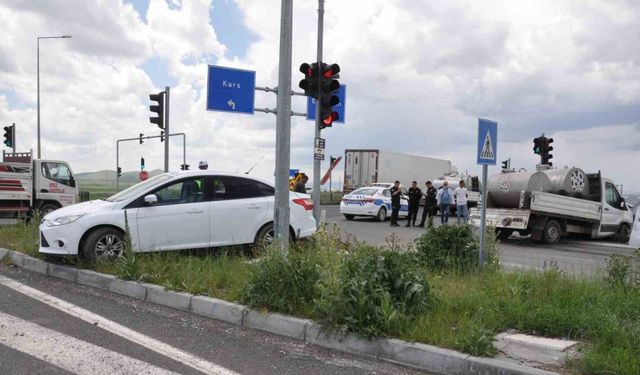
<box><xmin>322</xmin><ymin>63</ymin><xmax>340</xmax><ymax>78</ymax></box>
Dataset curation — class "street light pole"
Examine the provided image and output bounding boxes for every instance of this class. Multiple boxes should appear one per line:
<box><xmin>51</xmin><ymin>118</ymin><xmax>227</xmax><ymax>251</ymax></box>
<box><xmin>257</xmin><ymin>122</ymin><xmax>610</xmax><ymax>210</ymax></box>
<box><xmin>37</xmin><ymin>35</ymin><xmax>71</xmax><ymax>159</ymax></box>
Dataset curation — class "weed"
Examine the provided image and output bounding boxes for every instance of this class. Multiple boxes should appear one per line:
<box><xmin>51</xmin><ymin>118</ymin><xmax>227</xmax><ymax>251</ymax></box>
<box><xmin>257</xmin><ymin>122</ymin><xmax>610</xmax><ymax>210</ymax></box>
<box><xmin>454</xmin><ymin>322</ymin><xmax>498</xmax><ymax>357</ymax></box>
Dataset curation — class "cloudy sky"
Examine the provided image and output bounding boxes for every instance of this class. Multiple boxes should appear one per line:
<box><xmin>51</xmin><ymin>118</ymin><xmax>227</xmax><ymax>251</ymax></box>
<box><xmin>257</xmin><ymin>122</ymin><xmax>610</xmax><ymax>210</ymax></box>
<box><xmin>0</xmin><ymin>0</ymin><xmax>638</xmax><ymax>192</ymax></box>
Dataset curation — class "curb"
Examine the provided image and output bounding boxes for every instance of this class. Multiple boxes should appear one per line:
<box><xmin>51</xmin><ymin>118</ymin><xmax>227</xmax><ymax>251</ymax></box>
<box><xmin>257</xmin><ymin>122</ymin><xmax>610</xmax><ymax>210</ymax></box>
<box><xmin>0</xmin><ymin>248</ymin><xmax>559</xmax><ymax>375</ymax></box>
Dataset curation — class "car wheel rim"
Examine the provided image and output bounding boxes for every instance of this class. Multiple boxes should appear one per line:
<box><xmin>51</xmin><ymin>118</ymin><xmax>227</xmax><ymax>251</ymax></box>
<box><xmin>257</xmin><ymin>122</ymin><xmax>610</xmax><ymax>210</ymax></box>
<box><xmin>262</xmin><ymin>230</ymin><xmax>274</xmax><ymax>246</ymax></box>
<box><xmin>95</xmin><ymin>234</ymin><xmax>124</xmax><ymax>258</ymax></box>
<box><xmin>379</xmin><ymin>209</ymin><xmax>385</xmax><ymax>220</ymax></box>
<box><xmin>547</xmin><ymin>226</ymin><xmax>559</xmax><ymax>241</ymax></box>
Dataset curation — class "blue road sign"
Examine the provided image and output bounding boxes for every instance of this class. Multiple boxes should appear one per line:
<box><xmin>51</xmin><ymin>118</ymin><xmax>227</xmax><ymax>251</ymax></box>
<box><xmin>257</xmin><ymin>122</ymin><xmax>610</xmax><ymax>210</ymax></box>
<box><xmin>289</xmin><ymin>169</ymin><xmax>299</xmax><ymax>179</ymax></box>
<box><xmin>207</xmin><ymin>65</ymin><xmax>255</xmax><ymax>114</ymax></box>
<box><xmin>477</xmin><ymin>118</ymin><xmax>498</xmax><ymax>165</ymax></box>
<box><xmin>307</xmin><ymin>84</ymin><xmax>346</xmax><ymax>123</ymax></box>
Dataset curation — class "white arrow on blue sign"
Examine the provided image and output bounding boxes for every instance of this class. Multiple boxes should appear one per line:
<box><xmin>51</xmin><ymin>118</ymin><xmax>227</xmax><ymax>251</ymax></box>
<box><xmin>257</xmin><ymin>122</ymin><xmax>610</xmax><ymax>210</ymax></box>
<box><xmin>206</xmin><ymin>65</ymin><xmax>256</xmax><ymax>114</ymax></box>
<box><xmin>477</xmin><ymin>118</ymin><xmax>498</xmax><ymax>165</ymax></box>
<box><xmin>306</xmin><ymin>84</ymin><xmax>346</xmax><ymax>123</ymax></box>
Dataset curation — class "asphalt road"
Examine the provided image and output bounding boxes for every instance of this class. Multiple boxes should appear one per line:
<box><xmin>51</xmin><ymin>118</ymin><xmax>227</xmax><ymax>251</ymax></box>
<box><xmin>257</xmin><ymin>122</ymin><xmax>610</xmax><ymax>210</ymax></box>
<box><xmin>320</xmin><ymin>205</ymin><xmax>638</xmax><ymax>276</ymax></box>
<box><xmin>0</xmin><ymin>264</ymin><xmax>428</xmax><ymax>375</ymax></box>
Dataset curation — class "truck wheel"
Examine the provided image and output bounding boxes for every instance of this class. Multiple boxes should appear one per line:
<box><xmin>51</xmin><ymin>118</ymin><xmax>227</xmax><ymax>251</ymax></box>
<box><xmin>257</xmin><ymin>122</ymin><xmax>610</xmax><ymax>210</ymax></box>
<box><xmin>39</xmin><ymin>203</ymin><xmax>60</xmax><ymax>216</ymax></box>
<box><xmin>496</xmin><ymin>229</ymin><xmax>514</xmax><ymax>240</ymax></box>
<box><xmin>344</xmin><ymin>214</ymin><xmax>355</xmax><ymax>220</ymax></box>
<box><xmin>376</xmin><ymin>207</ymin><xmax>387</xmax><ymax>222</ymax></box>
<box><xmin>616</xmin><ymin>224</ymin><xmax>631</xmax><ymax>243</ymax></box>
<box><xmin>83</xmin><ymin>227</ymin><xmax>125</xmax><ymax>261</ymax></box>
<box><xmin>542</xmin><ymin>220</ymin><xmax>562</xmax><ymax>244</ymax></box>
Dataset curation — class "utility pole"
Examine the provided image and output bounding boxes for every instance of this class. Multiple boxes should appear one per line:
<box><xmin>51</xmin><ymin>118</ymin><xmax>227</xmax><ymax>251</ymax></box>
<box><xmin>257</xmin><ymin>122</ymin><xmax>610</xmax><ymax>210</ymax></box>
<box><xmin>312</xmin><ymin>0</ymin><xmax>325</xmax><ymax>224</ymax></box>
<box><xmin>164</xmin><ymin>86</ymin><xmax>170</xmax><ymax>172</ymax></box>
<box><xmin>273</xmin><ymin>0</ymin><xmax>293</xmax><ymax>252</ymax></box>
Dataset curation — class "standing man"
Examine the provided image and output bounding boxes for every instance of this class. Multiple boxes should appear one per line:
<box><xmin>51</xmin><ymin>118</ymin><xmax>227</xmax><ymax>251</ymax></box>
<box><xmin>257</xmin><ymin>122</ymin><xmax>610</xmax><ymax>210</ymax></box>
<box><xmin>454</xmin><ymin>180</ymin><xmax>469</xmax><ymax>224</ymax></box>
<box><xmin>406</xmin><ymin>181</ymin><xmax>421</xmax><ymax>227</ymax></box>
<box><xmin>436</xmin><ymin>181</ymin><xmax>453</xmax><ymax>224</ymax></box>
<box><xmin>295</xmin><ymin>174</ymin><xmax>309</xmax><ymax>194</ymax></box>
<box><xmin>390</xmin><ymin>180</ymin><xmax>402</xmax><ymax>227</ymax></box>
<box><xmin>418</xmin><ymin>180</ymin><xmax>437</xmax><ymax>228</ymax></box>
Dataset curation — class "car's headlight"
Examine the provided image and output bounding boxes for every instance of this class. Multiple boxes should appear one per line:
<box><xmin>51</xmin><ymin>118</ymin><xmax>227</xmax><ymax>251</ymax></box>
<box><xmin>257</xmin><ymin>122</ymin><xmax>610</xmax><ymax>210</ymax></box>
<box><xmin>45</xmin><ymin>214</ymin><xmax>85</xmax><ymax>227</ymax></box>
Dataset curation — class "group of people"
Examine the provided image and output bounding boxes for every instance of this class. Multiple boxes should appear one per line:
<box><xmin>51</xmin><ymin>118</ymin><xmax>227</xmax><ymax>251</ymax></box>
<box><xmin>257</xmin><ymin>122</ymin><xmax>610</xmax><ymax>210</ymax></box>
<box><xmin>389</xmin><ymin>180</ymin><xmax>469</xmax><ymax>228</ymax></box>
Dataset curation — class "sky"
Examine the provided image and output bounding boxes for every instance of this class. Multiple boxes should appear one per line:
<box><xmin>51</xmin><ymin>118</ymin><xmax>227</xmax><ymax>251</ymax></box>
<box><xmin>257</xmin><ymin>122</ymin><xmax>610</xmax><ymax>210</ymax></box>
<box><xmin>0</xmin><ymin>0</ymin><xmax>638</xmax><ymax>192</ymax></box>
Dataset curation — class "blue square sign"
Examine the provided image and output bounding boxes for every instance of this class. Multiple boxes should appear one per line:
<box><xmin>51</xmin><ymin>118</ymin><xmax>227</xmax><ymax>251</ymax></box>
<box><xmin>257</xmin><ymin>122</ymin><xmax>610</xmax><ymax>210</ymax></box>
<box><xmin>307</xmin><ymin>84</ymin><xmax>346</xmax><ymax>124</ymax></box>
<box><xmin>477</xmin><ymin>118</ymin><xmax>498</xmax><ymax>165</ymax></box>
<box><xmin>207</xmin><ymin>65</ymin><xmax>255</xmax><ymax>114</ymax></box>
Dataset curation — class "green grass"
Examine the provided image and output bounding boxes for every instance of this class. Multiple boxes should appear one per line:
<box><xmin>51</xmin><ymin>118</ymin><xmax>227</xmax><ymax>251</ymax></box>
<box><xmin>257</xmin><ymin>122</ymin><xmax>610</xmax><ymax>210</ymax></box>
<box><xmin>2</xmin><ymin>220</ymin><xmax>639</xmax><ymax>374</ymax></box>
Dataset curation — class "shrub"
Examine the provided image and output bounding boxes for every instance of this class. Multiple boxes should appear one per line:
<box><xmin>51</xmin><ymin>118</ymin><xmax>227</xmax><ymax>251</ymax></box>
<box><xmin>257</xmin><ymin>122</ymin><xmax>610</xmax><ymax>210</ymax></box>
<box><xmin>315</xmin><ymin>246</ymin><xmax>430</xmax><ymax>336</ymax></box>
<box><xmin>414</xmin><ymin>225</ymin><xmax>499</xmax><ymax>272</ymax></box>
<box><xmin>241</xmin><ymin>247</ymin><xmax>324</xmax><ymax>315</ymax></box>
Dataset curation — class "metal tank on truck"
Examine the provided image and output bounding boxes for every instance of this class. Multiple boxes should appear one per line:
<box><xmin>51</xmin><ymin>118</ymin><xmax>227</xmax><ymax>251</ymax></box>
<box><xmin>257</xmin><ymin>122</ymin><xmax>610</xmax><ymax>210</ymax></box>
<box><xmin>486</xmin><ymin>167</ymin><xmax>590</xmax><ymax>209</ymax></box>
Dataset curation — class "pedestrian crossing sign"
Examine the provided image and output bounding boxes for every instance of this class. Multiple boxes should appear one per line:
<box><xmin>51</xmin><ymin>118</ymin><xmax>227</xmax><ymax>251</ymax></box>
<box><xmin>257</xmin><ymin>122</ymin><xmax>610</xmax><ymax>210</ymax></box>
<box><xmin>477</xmin><ymin>118</ymin><xmax>497</xmax><ymax>165</ymax></box>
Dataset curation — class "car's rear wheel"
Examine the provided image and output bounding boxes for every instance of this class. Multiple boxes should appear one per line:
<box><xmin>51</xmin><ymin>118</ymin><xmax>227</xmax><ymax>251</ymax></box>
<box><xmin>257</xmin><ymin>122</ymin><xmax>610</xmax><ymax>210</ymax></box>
<box><xmin>376</xmin><ymin>207</ymin><xmax>387</xmax><ymax>222</ymax></box>
<box><xmin>83</xmin><ymin>227</ymin><xmax>125</xmax><ymax>261</ymax></box>
<box><xmin>254</xmin><ymin>223</ymin><xmax>293</xmax><ymax>249</ymax></box>
<box><xmin>542</xmin><ymin>220</ymin><xmax>562</xmax><ymax>244</ymax></box>
<box><xmin>344</xmin><ymin>214</ymin><xmax>355</xmax><ymax>220</ymax></box>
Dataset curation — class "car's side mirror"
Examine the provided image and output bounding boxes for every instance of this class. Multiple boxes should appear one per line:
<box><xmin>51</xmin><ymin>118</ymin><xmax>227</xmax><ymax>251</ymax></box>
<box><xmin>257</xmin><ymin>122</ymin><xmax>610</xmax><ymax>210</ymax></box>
<box><xmin>144</xmin><ymin>194</ymin><xmax>158</xmax><ymax>205</ymax></box>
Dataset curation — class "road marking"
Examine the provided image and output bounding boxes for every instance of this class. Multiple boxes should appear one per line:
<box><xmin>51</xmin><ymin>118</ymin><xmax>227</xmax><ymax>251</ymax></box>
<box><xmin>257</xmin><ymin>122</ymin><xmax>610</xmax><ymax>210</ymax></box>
<box><xmin>0</xmin><ymin>311</ymin><xmax>181</xmax><ymax>375</ymax></box>
<box><xmin>0</xmin><ymin>275</ymin><xmax>240</xmax><ymax>375</ymax></box>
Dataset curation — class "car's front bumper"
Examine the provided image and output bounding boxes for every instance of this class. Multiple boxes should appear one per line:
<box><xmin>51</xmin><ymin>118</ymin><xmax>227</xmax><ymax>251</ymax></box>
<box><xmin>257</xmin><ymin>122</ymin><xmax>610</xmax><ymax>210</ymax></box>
<box><xmin>39</xmin><ymin>221</ymin><xmax>83</xmax><ymax>256</ymax></box>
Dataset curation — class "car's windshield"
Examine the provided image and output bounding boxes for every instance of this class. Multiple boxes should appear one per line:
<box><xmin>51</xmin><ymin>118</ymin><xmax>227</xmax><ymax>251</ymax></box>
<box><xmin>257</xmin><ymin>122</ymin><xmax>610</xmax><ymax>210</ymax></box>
<box><xmin>351</xmin><ymin>188</ymin><xmax>378</xmax><ymax>196</ymax></box>
<box><xmin>105</xmin><ymin>174</ymin><xmax>174</xmax><ymax>202</ymax></box>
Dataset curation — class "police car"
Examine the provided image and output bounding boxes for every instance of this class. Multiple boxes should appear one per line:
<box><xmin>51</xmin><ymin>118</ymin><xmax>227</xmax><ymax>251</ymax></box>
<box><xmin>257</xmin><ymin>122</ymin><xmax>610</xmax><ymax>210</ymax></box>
<box><xmin>340</xmin><ymin>186</ymin><xmax>409</xmax><ymax>221</ymax></box>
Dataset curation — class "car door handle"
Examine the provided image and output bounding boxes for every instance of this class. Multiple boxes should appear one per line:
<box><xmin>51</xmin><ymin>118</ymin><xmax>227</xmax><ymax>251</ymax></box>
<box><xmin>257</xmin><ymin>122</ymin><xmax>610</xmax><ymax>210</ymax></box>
<box><xmin>187</xmin><ymin>209</ymin><xmax>204</xmax><ymax>214</ymax></box>
<box><xmin>40</xmin><ymin>189</ymin><xmax>49</xmax><ymax>193</ymax></box>
<box><xmin>247</xmin><ymin>205</ymin><xmax>263</xmax><ymax>210</ymax></box>
<box><xmin>604</xmin><ymin>208</ymin><xmax>610</xmax><ymax>211</ymax></box>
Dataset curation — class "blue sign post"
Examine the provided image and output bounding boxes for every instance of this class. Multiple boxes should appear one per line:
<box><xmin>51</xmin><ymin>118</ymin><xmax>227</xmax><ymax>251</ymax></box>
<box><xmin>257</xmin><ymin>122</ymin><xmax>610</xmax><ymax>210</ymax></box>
<box><xmin>306</xmin><ymin>84</ymin><xmax>346</xmax><ymax>123</ymax></box>
<box><xmin>476</xmin><ymin>118</ymin><xmax>498</xmax><ymax>270</ymax></box>
<box><xmin>206</xmin><ymin>65</ymin><xmax>256</xmax><ymax>114</ymax></box>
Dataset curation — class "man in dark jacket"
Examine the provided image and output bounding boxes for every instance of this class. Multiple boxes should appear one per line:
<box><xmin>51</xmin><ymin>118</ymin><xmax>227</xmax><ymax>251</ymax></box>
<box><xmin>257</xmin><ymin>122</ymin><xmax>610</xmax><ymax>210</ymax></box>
<box><xmin>418</xmin><ymin>180</ymin><xmax>437</xmax><ymax>228</ymax></box>
<box><xmin>406</xmin><ymin>181</ymin><xmax>421</xmax><ymax>227</ymax></box>
<box><xmin>389</xmin><ymin>180</ymin><xmax>401</xmax><ymax>227</ymax></box>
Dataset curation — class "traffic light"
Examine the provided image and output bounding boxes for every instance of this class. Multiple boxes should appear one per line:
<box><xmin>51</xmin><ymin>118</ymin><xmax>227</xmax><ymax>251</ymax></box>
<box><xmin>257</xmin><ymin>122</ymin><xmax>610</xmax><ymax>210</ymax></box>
<box><xmin>140</xmin><ymin>157</ymin><xmax>145</xmax><ymax>170</ymax></box>
<box><xmin>117</xmin><ymin>167</ymin><xmax>122</xmax><ymax>178</ymax></box>
<box><xmin>149</xmin><ymin>91</ymin><xmax>165</xmax><ymax>129</ymax></box>
<box><xmin>541</xmin><ymin>137</ymin><xmax>554</xmax><ymax>166</ymax></box>
<box><xmin>298</xmin><ymin>63</ymin><xmax>319</xmax><ymax>97</ymax></box>
<box><xmin>160</xmin><ymin>130</ymin><xmax>164</xmax><ymax>142</ymax></box>
<box><xmin>319</xmin><ymin>63</ymin><xmax>340</xmax><ymax>129</ymax></box>
<box><xmin>139</xmin><ymin>133</ymin><xmax>144</xmax><ymax>145</ymax></box>
<box><xmin>180</xmin><ymin>164</ymin><xmax>190</xmax><ymax>170</ymax></box>
<box><xmin>501</xmin><ymin>159</ymin><xmax>510</xmax><ymax>170</ymax></box>
<box><xmin>533</xmin><ymin>136</ymin><xmax>543</xmax><ymax>155</ymax></box>
<box><xmin>330</xmin><ymin>156</ymin><xmax>337</xmax><ymax>165</ymax></box>
<box><xmin>3</xmin><ymin>125</ymin><xmax>14</xmax><ymax>148</ymax></box>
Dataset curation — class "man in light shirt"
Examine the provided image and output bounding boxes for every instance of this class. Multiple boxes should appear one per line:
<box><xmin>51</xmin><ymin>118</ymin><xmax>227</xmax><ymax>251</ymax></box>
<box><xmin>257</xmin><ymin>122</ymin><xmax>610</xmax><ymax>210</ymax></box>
<box><xmin>436</xmin><ymin>181</ymin><xmax>453</xmax><ymax>224</ymax></box>
<box><xmin>454</xmin><ymin>180</ymin><xmax>469</xmax><ymax>224</ymax></box>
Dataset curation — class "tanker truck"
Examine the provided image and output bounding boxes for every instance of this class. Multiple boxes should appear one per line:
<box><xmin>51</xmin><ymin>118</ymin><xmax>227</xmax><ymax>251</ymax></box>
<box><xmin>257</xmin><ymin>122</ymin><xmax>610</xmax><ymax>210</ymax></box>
<box><xmin>468</xmin><ymin>167</ymin><xmax>634</xmax><ymax>244</ymax></box>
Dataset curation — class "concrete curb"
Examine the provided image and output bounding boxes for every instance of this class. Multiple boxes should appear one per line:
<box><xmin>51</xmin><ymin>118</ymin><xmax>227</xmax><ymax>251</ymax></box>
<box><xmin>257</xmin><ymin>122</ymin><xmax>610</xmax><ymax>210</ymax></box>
<box><xmin>2</xmin><ymin>249</ymin><xmax>559</xmax><ymax>375</ymax></box>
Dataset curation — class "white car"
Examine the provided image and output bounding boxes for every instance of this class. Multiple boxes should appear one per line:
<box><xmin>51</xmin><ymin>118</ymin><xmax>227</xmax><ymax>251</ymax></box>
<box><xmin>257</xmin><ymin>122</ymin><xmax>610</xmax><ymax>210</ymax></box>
<box><xmin>629</xmin><ymin>210</ymin><xmax>640</xmax><ymax>247</ymax></box>
<box><xmin>39</xmin><ymin>172</ymin><xmax>316</xmax><ymax>260</ymax></box>
<box><xmin>340</xmin><ymin>186</ymin><xmax>409</xmax><ymax>221</ymax></box>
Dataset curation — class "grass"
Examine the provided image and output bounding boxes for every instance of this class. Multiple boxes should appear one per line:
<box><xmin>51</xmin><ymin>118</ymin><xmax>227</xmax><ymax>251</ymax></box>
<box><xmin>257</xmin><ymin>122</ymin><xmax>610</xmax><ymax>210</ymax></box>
<box><xmin>2</xmin><ymin>220</ymin><xmax>639</xmax><ymax>374</ymax></box>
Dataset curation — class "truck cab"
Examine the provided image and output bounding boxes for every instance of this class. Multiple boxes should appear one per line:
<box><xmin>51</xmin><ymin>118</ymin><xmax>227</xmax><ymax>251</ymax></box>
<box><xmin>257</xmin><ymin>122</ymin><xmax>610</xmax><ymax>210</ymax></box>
<box><xmin>0</xmin><ymin>151</ymin><xmax>78</xmax><ymax>224</ymax></box>
<box><xmin>597</xmin><ymin>176</ymin><xmax>633</xmax><ymax>239</ymax></box>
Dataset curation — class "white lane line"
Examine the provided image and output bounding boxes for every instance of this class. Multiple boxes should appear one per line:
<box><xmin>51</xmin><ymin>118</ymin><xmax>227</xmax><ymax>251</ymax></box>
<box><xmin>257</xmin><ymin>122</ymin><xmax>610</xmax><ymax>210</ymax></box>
<box><xmin>0</xmin><ymin>311</ymin><xmax>180</xmax><ymax>375</ymax></box>
<box><xmin>0</xmin><ymin>275</ymin><xmax>240</xmax><ymax>375</ymax></box>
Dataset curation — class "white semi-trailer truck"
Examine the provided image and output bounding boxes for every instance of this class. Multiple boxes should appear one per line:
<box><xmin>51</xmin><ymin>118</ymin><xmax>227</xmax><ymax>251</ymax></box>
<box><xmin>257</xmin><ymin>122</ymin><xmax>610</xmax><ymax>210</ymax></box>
<box><xmin>342</xmin><ymin>149</ymin><xmax>454</xmax><ymax>192</ymax></box>
<box><xmin>469</xmin><ymin>166</ymin><xmax>633</xmax><ymax>244</ymax></box>
<box><xmin>0</xmin><ymin>151</ymin><xmax>78</xmax><ymax>224</ymax></box>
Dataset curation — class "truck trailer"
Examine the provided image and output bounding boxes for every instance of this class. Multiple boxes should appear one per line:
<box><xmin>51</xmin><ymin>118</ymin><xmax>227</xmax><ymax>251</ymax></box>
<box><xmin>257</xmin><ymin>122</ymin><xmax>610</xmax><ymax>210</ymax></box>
<box><xmin>0</xmin><ymin>151</ymin><xmax>78</xmax><ymax>224</ymax></box>
<box><xmin>469</xmin><ymin>166</ymin><xmax>633</xmax><ymax>244</ymax></box>
<box><xmin>343</xmin><ymin>149</ymin><xmax>454</xmax><ymax>192</ymax></box>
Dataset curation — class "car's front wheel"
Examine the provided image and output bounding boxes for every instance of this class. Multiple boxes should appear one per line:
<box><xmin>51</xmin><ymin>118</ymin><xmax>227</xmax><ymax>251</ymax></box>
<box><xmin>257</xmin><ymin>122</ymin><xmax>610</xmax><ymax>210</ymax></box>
<box><xmin>83</xmin><ymin>227</ymin><xmax>126</xmax><ymax>260</ymax></box>
<box><xmin>344</xmin><ymin>214</ymin><xmax>355</xmax><ymax>220</ymax></box>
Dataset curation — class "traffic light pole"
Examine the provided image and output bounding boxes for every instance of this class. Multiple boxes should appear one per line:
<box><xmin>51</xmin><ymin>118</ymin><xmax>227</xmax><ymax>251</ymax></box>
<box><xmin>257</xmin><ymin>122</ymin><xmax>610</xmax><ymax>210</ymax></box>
<box><xmin>312</xmin><ymin>0</ymin><xmax>325</xmax><ymax>225</ymax></box>
<box><xmin>273</xmin><ymin>0</ymin><xmax>293</xmax><ymax>253</ymax></box>
<box><xmin>116</xmin><ymin>132</ymin><xmax>186</xmax><ymax>192</ymax></box>
<box><xmin>164</xmin><ymin>86</ymin><xmax>170</xmax><ymax>173</ymax></box>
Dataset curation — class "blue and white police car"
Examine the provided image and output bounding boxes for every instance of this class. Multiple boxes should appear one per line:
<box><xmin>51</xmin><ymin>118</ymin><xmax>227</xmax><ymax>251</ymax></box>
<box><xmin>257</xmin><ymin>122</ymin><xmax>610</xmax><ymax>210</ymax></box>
<box><xmin>340</xmin><ymin>186</ymin><xmax>409</xmax><ymax>221</ymax></box>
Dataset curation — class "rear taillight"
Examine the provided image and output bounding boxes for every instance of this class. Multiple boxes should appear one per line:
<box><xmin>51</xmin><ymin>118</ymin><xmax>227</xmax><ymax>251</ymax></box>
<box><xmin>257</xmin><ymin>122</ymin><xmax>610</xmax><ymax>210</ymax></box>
<box><xmin>293</xmin><ymin>198</ymin><xmax>314</xmax><ymax>211</ymax></box>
